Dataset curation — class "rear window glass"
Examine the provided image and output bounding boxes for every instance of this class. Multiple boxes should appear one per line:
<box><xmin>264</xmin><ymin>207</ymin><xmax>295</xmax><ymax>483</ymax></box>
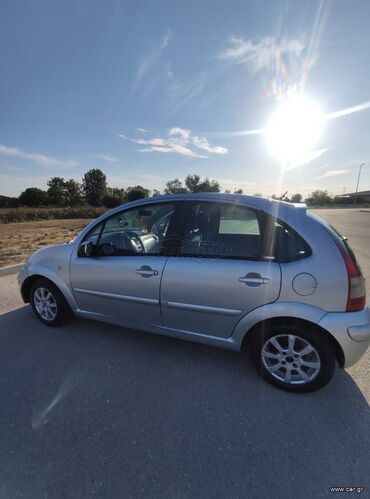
<box><xmin>180</xmin><ymin>202</ymin><xmax>262</xmax><ymax>259</ymax></box>
<box><xmin>218</xmin><ymin>205</ymin><xmax>260</xmax><ymax>235</ymax></box>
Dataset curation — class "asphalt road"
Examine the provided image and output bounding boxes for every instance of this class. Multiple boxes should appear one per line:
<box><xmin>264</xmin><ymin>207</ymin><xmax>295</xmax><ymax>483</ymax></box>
<box><xmin>0</xmin><ymin>208</ymin><xmax>369</xmax><ymax>499</ymax></box>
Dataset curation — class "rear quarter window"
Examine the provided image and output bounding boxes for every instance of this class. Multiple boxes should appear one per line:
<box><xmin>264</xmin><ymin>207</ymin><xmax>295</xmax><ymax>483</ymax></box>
<box><xmin>263</xmin><ymin>218</ymin><xmax>311</xmax><ymax>263</ymax></box>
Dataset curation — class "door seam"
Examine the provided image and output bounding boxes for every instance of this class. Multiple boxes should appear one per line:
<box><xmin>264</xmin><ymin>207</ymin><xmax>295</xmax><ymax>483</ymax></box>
<box><xmin>158</xmin><ymin>255</ymin><xmax>170</xmax><ymax>323</ymax></box>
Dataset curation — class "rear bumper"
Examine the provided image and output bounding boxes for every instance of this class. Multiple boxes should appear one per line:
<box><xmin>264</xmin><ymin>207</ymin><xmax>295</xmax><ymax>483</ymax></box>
<box><xmin>319</xmin><ymin>307</ymin><xmax>370</xmax><ymax>368</ymax></box>
<box><xmin>347</xmin><ymin>323</ymin><xmax>370</xmax><ymax>342</ymax></box>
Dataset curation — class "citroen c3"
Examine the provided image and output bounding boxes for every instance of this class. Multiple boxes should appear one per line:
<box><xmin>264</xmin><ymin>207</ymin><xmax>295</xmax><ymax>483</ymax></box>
<box><xmin>17</xmin><ymin>193</ymin><xmax>370</xmax><ymax>392</ymax></box>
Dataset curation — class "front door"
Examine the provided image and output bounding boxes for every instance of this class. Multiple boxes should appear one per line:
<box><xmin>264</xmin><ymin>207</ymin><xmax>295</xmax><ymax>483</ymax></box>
<box><xmin>160</xmin><ymin>201</ymin><xmax>281</xmax><ymax>337</ymax></box>
<box><xmin>70</xmin><ymin>201</ymin><xmax>177</xmax><ymax>328</ymax></box>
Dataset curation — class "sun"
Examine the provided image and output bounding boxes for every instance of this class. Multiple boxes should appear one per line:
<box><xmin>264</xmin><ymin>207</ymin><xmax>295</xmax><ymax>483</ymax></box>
<box><xmin>266</xmin><ymin>94</ymin><xmax>324</xmax><ymax>166</ymax></box>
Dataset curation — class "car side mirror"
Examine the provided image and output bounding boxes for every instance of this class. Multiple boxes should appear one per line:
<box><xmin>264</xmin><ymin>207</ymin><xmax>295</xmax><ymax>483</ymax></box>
<box><xmin>79</xmin><ymin>241</ymin><xmax>94</xmax><ymax>257</ymax></box>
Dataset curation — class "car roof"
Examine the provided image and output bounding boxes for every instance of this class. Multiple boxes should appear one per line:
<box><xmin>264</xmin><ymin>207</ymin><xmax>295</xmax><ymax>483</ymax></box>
<box><xmin>117</xmin><ymin>192</ymin><xmax>307</xmax><ymax>216</ymax></box>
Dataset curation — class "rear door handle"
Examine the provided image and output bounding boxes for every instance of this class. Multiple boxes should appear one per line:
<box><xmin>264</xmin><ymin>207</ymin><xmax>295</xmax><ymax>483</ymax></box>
<box><xmin>239</xmin><ymin>272</ymin><xmax>270</xmax><ymax>286</ymax></box>
<box><xmin>136</xmin><ymin>266</ymin><xmax>159</xmax><ymax>278</ymax></box>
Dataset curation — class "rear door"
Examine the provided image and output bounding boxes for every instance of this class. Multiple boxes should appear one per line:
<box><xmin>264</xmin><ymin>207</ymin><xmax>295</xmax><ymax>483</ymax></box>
<box><xmin>160</xmin><ymin>201</ymin><xmax>281</xmax><ymax>338</ymax></box>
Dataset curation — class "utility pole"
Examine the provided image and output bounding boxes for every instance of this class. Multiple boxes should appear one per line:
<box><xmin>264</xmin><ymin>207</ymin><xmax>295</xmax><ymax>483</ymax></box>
<box><xmin>354</xmin><ymin>163</ymin><xmax>364</xmax><ymax>207</ymax></box>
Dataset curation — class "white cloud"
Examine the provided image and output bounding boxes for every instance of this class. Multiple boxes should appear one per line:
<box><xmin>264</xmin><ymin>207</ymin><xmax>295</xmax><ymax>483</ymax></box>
<box><xmin>169</xmin><ymin>127</ymin><xmax>191</xmax><ymax>140</ymax></box>
<box><xmin>0</xmin><ymin>144</ymin><xmax>80</xmax><ymax>168</ymax></box>
<box><xmin>191</xmin><ymin>135</ymin><xmax>228</xmax><ymax>154</ymax></box>
<box><xmin>96</xmin><ymin>154</ymin><xmax>120</xmax><ymax>163</ymax></box>
<box><xmin>317</xmin><ymin>169</ymin><xmax>349</xmax><ymax>179</ymax></box>
<box><xmin>218</xmin><ymin>36</ymin><xmax>305</xmax><ymax>73</ymax></box>
<box><xmin>119</xmin><ymin>127</ymin><xmax>228</xmax><ymax>159</ymax></box>
<box><xmin>133</xmin><ymin>137</ymin><xmax>167</xmax><ymax>146</ymax></box>
<box><xmin>139</xmin><ymin>146</ymin><xmax>175</xmax><ymax>154</ymax></box>
<box><xmin>133</xmin><ymin>30</ymin><xmax>171</xmax><ymax>89</ymax></box>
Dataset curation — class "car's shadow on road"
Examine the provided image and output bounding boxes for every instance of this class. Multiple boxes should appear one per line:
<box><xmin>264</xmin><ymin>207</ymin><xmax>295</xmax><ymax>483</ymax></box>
<box><xmin>0</xmin><ymin>306</ymin><xmax>369</xmax><ymax>499</ymax></box>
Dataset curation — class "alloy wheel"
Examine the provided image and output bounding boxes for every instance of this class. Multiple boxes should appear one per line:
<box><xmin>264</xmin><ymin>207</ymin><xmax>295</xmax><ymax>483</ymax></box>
<box><xmin>33</xmin><ymin>287</ymin><xmax>58</xmax><ymax>322</ymax></box>
<box><xmin>261</xmin><ymin>334</ymin><xmax>321</xmax><ymax>385</ymax></box>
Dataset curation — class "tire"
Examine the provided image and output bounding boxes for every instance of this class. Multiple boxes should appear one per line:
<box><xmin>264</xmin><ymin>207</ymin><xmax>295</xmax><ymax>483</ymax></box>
<box><xmin>249</xmin><ymin>321</ymin><xmax>336</xmax><ymax>393</ymax></box>
<box><xmin>30</xmin><ymin>278</ymin><xmax>70</xmax><ymax>327</ymax></box>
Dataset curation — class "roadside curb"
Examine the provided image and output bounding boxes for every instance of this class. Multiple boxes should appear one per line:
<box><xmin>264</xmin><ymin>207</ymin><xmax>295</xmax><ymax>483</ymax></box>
<box><xmin>0</xmin><ymin>263</ymin><xmax>24</xmax><ymax>276</ymax></box>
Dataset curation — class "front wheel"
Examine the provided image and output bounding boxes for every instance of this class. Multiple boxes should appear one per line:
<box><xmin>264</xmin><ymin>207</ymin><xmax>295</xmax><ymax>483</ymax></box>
<box><xmin>250</xmin><ymin>322</ymin><xmax>336</xmax><ymax>393</ymax></box>
<box><xmin>31</xmin><ymin>279</ymin><xmax>70</xmax><ymax>326</ymax></box>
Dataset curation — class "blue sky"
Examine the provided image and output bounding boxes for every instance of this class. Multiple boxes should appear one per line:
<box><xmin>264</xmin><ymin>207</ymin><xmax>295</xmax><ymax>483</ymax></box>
<box><xmin>1</xmin><ymin>0</ymin><xmax>370</xmax><ymax>197</ymax></box>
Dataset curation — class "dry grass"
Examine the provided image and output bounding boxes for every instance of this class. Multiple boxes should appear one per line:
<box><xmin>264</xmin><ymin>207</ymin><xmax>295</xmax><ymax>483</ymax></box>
<box><xmin>0</xmin><ymin>219</ymin><xmax>91</xmax><ymax>267</ymax></box>
<box><xmin>0</xmin><ymin>206</ymin><xmax>106</xmax><ymax>224</ymax></box>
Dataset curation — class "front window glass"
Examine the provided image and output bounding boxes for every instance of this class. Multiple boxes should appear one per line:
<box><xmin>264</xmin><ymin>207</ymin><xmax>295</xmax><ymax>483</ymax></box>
<box><xmin>81</xmin><ymin>203</ymin><xmax>175</xmax><ymax>256</ymax></box>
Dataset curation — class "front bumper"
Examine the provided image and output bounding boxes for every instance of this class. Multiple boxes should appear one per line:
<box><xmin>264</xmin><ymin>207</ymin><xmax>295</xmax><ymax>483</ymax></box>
<box><xmin>17</xmin><ymin>266</ymin><xmax>28</xmax><ymax>287</ymax></box>
<box><xmin>319</xmin><ymin>307</ymin><xmax>370</xmax><ymax>368</ymax></box>
<box><xmin>17</xmin><ymin>264</ymin><xmax>33</xmax><ymax>302</ymax></box>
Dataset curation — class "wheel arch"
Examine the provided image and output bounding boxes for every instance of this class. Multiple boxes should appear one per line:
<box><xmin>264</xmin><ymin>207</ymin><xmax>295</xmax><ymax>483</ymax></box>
<box><xmin>21</xmin><ymin>274</ymin><xmax>41</xmax><ymax>303</ymax></box>
<box><xmin>241</xmin><ymin>316</ymin><xmax>345</xmax><ymax>368</ymax></box>
<box><xmin>21</xmin><ymin>271</ymin><xmax>77</xmax><ymax>312</ymax></box>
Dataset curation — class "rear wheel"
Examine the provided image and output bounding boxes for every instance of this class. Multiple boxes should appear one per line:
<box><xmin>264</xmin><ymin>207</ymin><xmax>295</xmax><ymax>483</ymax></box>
<box><xmin>31</xmin><ymin>279</ymin><xmax>70</xmax><ymax>326</ymax></box>
<box><xmin>250</xmin><ymin>322</ymin><xmax>336</xmax><ymax>392</ymax></box>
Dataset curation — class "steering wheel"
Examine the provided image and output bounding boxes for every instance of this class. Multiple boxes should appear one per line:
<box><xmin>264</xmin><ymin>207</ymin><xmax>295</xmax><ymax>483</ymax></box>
<box><xmin>123</xmin><ymin>231</ymin><xmax>145</xmax><ymax>253</ymax></box>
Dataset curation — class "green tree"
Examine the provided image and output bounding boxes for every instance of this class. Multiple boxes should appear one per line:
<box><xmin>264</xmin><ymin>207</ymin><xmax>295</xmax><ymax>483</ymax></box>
<box><xmin>290</xmin><ymin>193</ymin><xmax>303</xmax><ymax>203</ymax></box>
<box><xmin>152</xmin><ymin>189</ymin><xmax>162</xmax><ymax>197</ymax></box>
<box><xmin>83</xmin><ymin>169</ymin><xmax>107</xmax><ymax>206</ymax></box>
<box><xmin>103</xmin><ymin>187</ymin><xmax>125</xmax><ymax>208</ymax></box>
<box><xmin>200</xmin><ymin>177</ymin><xmax>221</xmax><ymax>192</ymax></box>
<box><xmin>185</xmin><ymin>174</ymin><xmax>221</xmax><ymax>193</ymax></box>
<box><xmin>306</xmin><ymin>190</ymin><xmax>332</xmax><ymax>206</ymax></box>
<box><xmin>18</xmin><ymin>187</ymin><xmax>47</xmax><ymax>206</ymax></box>
<box><xmin>0</xmin><ymin>195</ymin><xmax>18</xmax><ymax>208</ymax></box>
<box><xmin>47</xmin><ymin>177</ymin><xmax>66</xmax><ymax>206</ymax></box>
<box><xmin>164</xmin><ymin>178</ymin><xmax>187</xmax><ymax>194</ymax></box>
<box><xmin>254</xmin><ymin>192</ymin><xmax>263</xmax><ymax>197</ymax></box>
<box><xmin>234</xmin><ymin>188</ymin><xmax>243</xmax><ymax>194</ymax></box>
<box><xmin>65</xmin><ymin>179</ymin><xmax>83</xmax><ymax>206</ymax></box>
<box><xmin>184</xmin><ymin>174</ymin><xmax>201</xmax><ymax>192</ymax></box>
<box><xmin>126</xmin><ymin>185</ymin><xmax>150</xmax><ymax>202</ymax></box>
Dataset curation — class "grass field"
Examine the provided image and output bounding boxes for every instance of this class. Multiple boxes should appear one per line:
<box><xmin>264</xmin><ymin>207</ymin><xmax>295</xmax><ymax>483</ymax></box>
<box><xmin>0</xmin><ymin>206</ymin><xmax>105</xmax><ymax>224</ymax></box>
<box><xmin>0</xmin><ymin>219</ymin><xmax>90</xmax><ymax>266</ymax></box>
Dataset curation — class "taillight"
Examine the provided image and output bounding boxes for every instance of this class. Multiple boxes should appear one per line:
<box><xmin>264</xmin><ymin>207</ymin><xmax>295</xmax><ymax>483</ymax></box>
<box><xmin>340</xmin><ymin>246</ymin><xmax>366</xmax><ymax>312</ymax></box>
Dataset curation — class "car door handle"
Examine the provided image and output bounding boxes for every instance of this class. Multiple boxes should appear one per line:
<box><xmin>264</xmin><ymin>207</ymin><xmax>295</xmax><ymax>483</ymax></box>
<box><xmin>136</xmin><ymin>266</ymin><xmax>159</xmax><ymax>278</ymax></box>
<box><xmin>239</xmin><ymin>272</ymin><xmax>270</xmax><ymax>286</ymax></box>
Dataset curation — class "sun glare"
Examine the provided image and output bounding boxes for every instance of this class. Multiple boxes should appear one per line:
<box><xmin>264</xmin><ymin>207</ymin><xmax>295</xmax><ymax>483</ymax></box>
<box><xmin>266</xmin><ymin>94</ymin><xmax>324</xmax><ymax>166</ymax></box>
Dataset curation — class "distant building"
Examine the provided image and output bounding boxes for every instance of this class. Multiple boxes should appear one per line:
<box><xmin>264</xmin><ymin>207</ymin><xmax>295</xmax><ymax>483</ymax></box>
<box><xmin>334</xmin><ymin>190</ymin><xmax>370</xmax><ymax>204</ymax></box>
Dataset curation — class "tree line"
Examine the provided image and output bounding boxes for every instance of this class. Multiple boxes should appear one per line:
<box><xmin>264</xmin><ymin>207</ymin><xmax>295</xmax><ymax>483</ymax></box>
<box><xmin>0</xmin><ymin>168</ymin><xmax>336</xmax><ymax>208</ymax></box>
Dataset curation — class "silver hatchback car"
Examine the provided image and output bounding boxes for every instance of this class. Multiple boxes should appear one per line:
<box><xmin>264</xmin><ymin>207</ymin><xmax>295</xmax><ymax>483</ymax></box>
<box><xmin>18</xmin><ymin>194</ymin><xmax>370</xmax><ymax>392</ymax></box>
